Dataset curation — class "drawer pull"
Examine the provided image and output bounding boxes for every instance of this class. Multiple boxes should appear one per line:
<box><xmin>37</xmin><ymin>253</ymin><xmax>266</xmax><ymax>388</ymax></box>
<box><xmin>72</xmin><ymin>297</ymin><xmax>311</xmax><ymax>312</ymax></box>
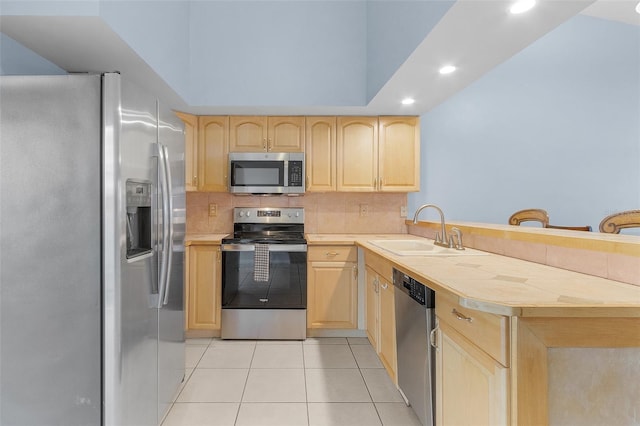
<box><xmin>452</xmin><ymin>308</ymin><xmax>473</xmax><ymax>323</ymax></box>
<box><xmin>325</xmin><ymin>252</ymin><xmax>339</xmax><ymax>257</ymax></box>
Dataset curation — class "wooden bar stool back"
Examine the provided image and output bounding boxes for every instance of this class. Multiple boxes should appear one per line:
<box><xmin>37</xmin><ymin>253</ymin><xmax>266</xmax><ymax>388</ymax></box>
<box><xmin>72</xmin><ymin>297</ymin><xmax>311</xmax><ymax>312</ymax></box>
<box><xmin>508</xmin><ymin>209</ymin><xmax>549</xmax><ymax>227</ymax></box>
<box><xmin>599</xmin><ymin>210</ymin><xmax>640</xmax><ymax>234</ymax></box>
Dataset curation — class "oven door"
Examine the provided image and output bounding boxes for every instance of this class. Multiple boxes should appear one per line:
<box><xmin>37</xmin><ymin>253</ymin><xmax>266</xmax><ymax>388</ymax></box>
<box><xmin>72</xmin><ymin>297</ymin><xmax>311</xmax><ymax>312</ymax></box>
<box><xmin>221</xmin><ymin>243</ymin><xmax>307</xmax><ymax>309</ymax></box>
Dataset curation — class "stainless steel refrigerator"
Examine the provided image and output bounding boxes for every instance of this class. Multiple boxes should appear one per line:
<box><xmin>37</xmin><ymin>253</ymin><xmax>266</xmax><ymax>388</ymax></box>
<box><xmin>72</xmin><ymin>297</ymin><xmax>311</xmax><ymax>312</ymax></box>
<box><xmin>0</xmin><ymin>73</ymin><xmax>185</xmax><ymax>425</ymax></box>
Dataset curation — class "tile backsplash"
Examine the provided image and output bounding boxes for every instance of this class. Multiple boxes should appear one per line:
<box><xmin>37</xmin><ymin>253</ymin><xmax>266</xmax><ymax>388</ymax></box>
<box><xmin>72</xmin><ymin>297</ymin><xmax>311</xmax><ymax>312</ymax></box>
<box><xmin>186</xmin><ymin>192</ymin><xmax>409</xmax><ymax>235</ymax></box>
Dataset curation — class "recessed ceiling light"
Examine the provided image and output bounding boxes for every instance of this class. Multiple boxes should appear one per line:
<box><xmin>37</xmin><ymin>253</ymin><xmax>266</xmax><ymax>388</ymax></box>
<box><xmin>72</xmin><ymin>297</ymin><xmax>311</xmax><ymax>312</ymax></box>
<box><xmin>510</xmin><ymin>0</ymin><xmax>536</xmax><ymax>14</ymax></box>
<box><xmin>401</xmin><ymin>98</ymin><xmax>415</xmax><ymax>105</ymax></box>
<box><xmin>439</xmin><ymin>65</ymin><xmax>457</xmax><ymax>75</ymax></box>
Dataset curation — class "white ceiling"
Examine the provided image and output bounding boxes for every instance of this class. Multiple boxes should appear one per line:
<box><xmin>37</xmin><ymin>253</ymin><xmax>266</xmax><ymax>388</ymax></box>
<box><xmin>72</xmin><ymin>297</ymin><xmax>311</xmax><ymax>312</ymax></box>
<box><xmin>1</xmin><ymin>0</ymin><xmax>638</xmax><ymax>115</ymax></box>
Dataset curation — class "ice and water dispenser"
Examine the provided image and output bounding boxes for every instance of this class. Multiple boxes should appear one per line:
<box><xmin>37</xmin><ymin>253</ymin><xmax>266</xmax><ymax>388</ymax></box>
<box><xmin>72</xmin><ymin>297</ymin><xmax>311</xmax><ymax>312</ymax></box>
<box><xmin>125</xmin><ymin>180</ymin><xmax>152</xmax><ymax>259</ymax></box>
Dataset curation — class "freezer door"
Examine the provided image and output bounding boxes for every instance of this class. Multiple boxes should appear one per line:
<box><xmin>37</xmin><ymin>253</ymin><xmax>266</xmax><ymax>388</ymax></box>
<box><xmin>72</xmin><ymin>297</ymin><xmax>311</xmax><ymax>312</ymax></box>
<box><xmin>157</xmin><ymin>102</ymin><xmax>186</xmax><ymax>422</ymax></box>
<box><xmin>0</xmin><ymin>75</ymin><xmax>102</xmax><ymax>426</ymax></box>
<box><xmin>103</xmin><ymin>73</ymin><xmax>160</xmax><ymax>426</ymax></box>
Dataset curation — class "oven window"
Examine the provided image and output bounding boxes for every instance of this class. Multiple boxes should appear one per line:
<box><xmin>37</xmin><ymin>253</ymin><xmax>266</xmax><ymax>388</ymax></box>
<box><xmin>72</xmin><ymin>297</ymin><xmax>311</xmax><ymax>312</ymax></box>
<box><xmin>222</xmin><ymin>251</ymin><xmax>307</xmax><ymax>309</ymax></box>
<box><xmin>231</xmin><ymin>161</ymin><xmax>284</xmax><ymax>186</ymax></box>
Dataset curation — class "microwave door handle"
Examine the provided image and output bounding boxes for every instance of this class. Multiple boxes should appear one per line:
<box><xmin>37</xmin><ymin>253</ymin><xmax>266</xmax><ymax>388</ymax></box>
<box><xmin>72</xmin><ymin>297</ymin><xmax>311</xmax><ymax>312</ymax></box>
<box><xmin>161</xmin><ymin>144</ymin><xmax>174</xmax><ymax>306</ymax></box>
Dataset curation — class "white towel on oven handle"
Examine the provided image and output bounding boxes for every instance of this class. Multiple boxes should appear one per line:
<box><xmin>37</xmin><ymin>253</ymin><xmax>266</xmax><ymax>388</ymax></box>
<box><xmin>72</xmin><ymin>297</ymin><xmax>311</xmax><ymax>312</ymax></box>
<box><xmin>253</xmin><ymin>243</ymin><xmax>269</xmax><ymax>282</ymax></box>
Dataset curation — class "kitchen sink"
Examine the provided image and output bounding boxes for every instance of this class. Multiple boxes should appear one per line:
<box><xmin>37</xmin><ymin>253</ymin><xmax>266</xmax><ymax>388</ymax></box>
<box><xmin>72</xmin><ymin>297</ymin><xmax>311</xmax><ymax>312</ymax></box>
<box><xmin>367</xmin><ymin>239</ymin><xmax>488</xmax><ymax>256</ymax></box>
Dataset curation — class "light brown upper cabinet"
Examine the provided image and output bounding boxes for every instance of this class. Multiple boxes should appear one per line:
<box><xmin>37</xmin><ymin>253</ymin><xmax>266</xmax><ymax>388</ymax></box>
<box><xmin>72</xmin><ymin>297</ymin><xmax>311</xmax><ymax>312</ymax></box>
<box><xmin>378</xmin><ymin>116</ymin><xmax>420</xmax><ymax>192</ymax></box>
<box><xmin>336</xmin><ymin>116</ymin><xmax>419</xmax><ymax>192</ymax></box>
<box><xmin>198</xmin><ymin>116</ymin><xmax>229</xmax><ymax>192</ymax></box>
<box><xmin>305</xmin><ymin>116</ymin><xmax>337</xmax><ymax>191</ymax></box>
<box><xmin>175</xmin><ymin>112</ymin><xmax>198</xmax><ymax>192</ymax></box>
<box><xmin>229</xmin><ymin>116</ymin><xmax>305</xmax><ymax>152</ymax></box>
<box><xmin>337</xmin><ymin>116</ymin><xmax>379</xmax><ymax>191</ymax></box>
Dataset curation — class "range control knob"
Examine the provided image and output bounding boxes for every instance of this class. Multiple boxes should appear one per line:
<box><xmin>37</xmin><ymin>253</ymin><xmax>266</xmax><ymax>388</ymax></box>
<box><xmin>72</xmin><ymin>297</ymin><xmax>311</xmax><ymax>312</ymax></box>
<box><xmin>246</xmin><ymin>211</ymin><xmax>251</xmax><ymax>217</ymax></box>
<box><xmin>295</xmin><ymin>212</ymin><xmax>300</xmax><ymax>217</ymax></box>
<box><xmin>239</xmin><ymin>210</ymin><xmax>245</xmax><ymax>217</ymax></box>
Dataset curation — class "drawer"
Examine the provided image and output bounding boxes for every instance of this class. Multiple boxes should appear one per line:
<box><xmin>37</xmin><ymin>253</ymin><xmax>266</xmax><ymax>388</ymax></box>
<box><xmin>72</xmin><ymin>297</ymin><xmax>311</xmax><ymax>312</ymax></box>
<box><xmin>364</xmin><ymin>249</ymin><xmax>393</xmax><ymax>283</ymax></box>
<box><xmin>308</xmin><ymin>246</ymin><xmax>357</xmax><ymax>262</ymax></box>
<box><xmin>436</xmin><ymin>292</ymin><xmax>510</xmax><ymax>366</ymax></box>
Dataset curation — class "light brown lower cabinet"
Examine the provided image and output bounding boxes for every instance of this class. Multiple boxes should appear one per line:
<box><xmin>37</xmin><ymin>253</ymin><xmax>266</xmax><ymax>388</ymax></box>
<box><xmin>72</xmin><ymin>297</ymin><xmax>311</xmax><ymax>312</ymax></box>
<box><xmin>435</xmin><ymin>292</ymin><xmax>509</xmax><ymax>426</ymax></box>
<box><xmin>364</xmin><ymin>250</ymin><xmax>397</xmax><ymax>383</ymax></box>
<box><xmin>435</xmin><ymin>323</ymin><xmax>509</xmax><ymax>425</ymax></box>
<box><xmin>186</xmin><ymin>244</ymin><xmax>221</xmax><ymax>335</ymax></box>
<box><xmin>307</xmin><ymin>246</ymin><xmax>358</xmax><ymax>329</ymax></box>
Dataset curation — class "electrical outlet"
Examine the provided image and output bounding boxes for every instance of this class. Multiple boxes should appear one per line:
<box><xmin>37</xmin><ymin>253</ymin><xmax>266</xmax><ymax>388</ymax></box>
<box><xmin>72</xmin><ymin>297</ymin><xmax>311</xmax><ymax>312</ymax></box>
<box><xmin>359</xmin><ymin>204</ymin><xmax>369</xmax><ymax>217</ymax></box>
<box><xmin>400</xmin><ymin>206</ymin><xmax>407</xmax><ymax>218</ymax></box>
<box><xmin>208</xmin><ymin>203</ymin><xmax>218</xmax><ymax>217</ymax></box>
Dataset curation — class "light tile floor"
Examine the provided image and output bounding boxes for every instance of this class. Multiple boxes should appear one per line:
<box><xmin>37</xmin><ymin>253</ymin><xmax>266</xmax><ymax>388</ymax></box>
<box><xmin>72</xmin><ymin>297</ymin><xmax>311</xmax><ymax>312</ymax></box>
<box><xmin>162</xmin><ymin>337</ymin><xmax>422</xmax><ymax>426</ymax></box>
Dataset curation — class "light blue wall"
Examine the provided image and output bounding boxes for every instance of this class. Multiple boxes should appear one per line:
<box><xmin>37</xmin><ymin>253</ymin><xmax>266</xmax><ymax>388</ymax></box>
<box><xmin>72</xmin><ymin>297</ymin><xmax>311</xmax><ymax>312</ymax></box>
<box><xmin>0</xmin><ymin>0</ymin><xmax>99</xmax><ymax>15</ymax></box>
<box><xmin>408</xmin><ymin>16</ymin><xmax>640</xmax><ymax>231</ymax></box>
<box><xmin>366</xmin><ymin>0</ymin><xmax>453</xmax><ymax>102</ymax></box>
<box><xmin>0</xmin><ymin>33</ymin><xmax>66</xmax><ymax>75</ymax></box>
<box><xmin>99</xmin><ymin>1</ymin><xmax>191</xmax><ymax>99</ymax></box>
<box><xmin>188</xmin><ymin>1</ymin><xmax>367</xmax><ymax>107</ymax></box>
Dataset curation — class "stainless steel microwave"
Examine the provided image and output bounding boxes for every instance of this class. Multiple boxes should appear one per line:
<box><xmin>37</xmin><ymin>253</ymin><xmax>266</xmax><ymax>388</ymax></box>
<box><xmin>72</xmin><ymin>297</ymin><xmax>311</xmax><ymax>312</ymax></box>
<box><xmin>228</xmin><ymin>152</ymin><xmax>305</xmax><ymax>195</ymax></box>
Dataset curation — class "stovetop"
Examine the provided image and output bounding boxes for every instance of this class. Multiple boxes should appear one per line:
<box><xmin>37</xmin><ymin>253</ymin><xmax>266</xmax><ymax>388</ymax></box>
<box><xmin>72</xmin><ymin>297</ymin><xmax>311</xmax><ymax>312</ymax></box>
<box><xmin>223</xmin><ymin>207</ymin><xmax>306</xmax><ymax>244</ymax></box>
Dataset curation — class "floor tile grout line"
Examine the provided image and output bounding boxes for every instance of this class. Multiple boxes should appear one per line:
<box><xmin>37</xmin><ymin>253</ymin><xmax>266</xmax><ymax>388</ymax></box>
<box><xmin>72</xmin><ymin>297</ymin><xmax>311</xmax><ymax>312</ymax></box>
<box><xmin>235</xmin><ymin>341</ymin><xmax>258</xmax><ymax>425</ymax></box>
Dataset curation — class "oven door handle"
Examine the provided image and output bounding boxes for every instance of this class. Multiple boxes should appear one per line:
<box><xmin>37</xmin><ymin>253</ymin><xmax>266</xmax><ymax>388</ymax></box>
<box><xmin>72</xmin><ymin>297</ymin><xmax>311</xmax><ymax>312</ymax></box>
<box><xmin>221</xmin><ymin>244</ymin><xmax>307</xmax><ymax>253</ymax></box>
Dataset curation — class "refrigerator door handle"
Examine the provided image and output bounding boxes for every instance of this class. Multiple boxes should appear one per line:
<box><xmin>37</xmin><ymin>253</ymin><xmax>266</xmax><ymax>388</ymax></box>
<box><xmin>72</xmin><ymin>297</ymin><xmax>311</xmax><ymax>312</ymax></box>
<box><xmin>157</xmin><ymin>143</ymin><xmax>171</xmax><ymax>309</ymax></box>
<box><xmin>161</xmin><ymin>144</ymin><xmax>174</xmax><ymax>306</ymax></box>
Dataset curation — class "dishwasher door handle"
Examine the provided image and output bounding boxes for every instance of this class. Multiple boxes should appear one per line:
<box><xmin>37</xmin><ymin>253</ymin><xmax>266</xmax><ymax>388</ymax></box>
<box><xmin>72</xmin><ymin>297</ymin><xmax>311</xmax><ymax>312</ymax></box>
<box><xmin>429</xmin><ymin>327</ymin><xmax>438</xmax><ymax>349</ymax></box>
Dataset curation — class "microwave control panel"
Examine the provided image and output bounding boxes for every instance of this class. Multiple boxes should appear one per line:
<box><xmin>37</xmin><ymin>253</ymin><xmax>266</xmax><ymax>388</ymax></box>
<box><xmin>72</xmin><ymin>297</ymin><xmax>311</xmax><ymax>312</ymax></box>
<box><xmin>288</xmin><ymin>161</ymin><xmax>303</xmax><ymax>187</ymax></box>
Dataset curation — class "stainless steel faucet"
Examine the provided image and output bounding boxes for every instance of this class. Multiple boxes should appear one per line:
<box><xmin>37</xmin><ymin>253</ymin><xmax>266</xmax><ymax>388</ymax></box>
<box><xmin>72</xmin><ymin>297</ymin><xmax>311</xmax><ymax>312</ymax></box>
<box><xmin>412</xmin><ymin>204</ymin><xmax>449</xmax><ymax>248</ymax></box>
<box><xmin>412</xmin><ymin>204</ymin><xmax>464</xmax><ymax>250</ymax></box>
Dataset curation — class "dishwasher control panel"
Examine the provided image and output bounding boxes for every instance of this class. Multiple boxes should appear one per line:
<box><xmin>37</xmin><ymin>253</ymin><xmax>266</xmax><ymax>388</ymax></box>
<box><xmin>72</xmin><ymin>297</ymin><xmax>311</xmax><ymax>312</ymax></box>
<box><xmin>393</xmin><ymin>269</ymin><xmax>435</xmax><ymax>308</ymax></box>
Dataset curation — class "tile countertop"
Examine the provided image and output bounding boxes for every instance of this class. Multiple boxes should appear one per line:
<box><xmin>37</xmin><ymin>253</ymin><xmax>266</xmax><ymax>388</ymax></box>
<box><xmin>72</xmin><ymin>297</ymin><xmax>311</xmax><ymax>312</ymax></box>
<box><xmin>185</xmin><ymin>233</ymin><xmax>229</xmax><ymax>246</ymax></box>
<box><xmin>307</xmin><ymin>234</ymin><xmax>640</xmax><ymax>318</ymax></box>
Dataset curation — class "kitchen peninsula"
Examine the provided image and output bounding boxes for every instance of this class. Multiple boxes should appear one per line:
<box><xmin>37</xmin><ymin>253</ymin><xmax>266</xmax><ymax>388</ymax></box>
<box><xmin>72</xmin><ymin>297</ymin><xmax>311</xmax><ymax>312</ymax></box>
<box><xmin>307</xmin><ymin>227</ymin><xmax>640</xmax><ymax>426</ymax></box>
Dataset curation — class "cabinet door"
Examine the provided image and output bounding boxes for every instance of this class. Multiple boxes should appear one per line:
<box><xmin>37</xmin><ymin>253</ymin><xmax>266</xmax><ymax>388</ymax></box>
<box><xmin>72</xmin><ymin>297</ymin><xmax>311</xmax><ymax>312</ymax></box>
<box><xmin>305</xmin><ymin>116</ymin><xmax>336</xmax><ymax>191</ymax></box>
<box><xmin>378</xmin><ymin>116</ymin><xmax>420</xmax><ymax>192</ymax></box>
<box><xmin>365</xmin><ymin>266</ymin><xmax>378</xmax><ymax>349</ymax></box>
<box><xmin>336</xmin><ymin>116</ymin><xmax>378</xmax><ymax>192</ymax></box>
<box><xmin>268</xmin><ymin>116</ymin><xmax>305</xmax><ymax>152</ymax></box>
<box><xmin>198</xmin><ymin>116</ymin><xmax>229</xmax><ymax>192</ymax></box>
<box><xmin>175</xmin><ymin>112</ymin><xmax>198</xmax><ymax>192</ymax></box>
<box><xmin>436</xmin><ymin>323</ymin><xmax>509</xmax><ymax>426</ymax></box>
<box><xmin>307</xmin><ymin>261</ymin><xmax>357</xmax><ymax>329</ymax></box>
<box><xmin>229</xmin><ymin>116</ymin><xmax>268</xmax><ymax>152</ymax></box>
<box><xmin>187</xmin><ymin>245</ymin><xmax>222</xmax><ymax>330</ymax></box>
<box><xmin>378</xmin><ymin>277</ymin><xmax>396</xmax><ymax>382</ymax></box>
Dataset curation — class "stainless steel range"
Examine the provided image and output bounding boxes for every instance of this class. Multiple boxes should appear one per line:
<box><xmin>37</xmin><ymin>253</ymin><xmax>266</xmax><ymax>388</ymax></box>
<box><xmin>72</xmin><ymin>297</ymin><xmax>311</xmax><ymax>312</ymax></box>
<box><xmin>221</xmin><ymin>207</ymin><xmax>307</xmax><ymax>340</ymax></box>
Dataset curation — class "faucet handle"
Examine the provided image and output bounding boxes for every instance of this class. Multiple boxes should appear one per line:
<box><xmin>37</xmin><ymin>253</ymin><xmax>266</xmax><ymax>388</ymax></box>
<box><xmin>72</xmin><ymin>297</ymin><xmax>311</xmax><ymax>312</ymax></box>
<box><xmin>449</xmin><ymin>227</ymin><xmax>464</xmax><ymax>250</ymax></box>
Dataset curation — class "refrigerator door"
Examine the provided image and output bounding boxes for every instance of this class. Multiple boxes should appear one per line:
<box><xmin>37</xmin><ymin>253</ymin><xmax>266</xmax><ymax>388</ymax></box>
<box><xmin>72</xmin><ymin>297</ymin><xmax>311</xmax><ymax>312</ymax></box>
<box><xmin>103</xmin><ymin>73</ymin><xmax>160</xmax><ymax>426</ymax></box>
<box><xmin>0</xmin><ymin>76</ymin><xmax>102</xmax><ymax>425</ymax></box>
<box><xmin>157</xmin><ymin>103</ymin><xmax>186</xmax><ymax>422</ymax></box>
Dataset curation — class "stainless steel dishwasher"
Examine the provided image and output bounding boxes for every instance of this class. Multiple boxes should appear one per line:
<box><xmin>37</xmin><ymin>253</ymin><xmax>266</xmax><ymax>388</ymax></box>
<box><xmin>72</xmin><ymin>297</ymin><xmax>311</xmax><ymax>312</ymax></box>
<box><xmin>393</xmin><ymin>268</ymin><xmax>436</xmax><ymax>426</ymax></box>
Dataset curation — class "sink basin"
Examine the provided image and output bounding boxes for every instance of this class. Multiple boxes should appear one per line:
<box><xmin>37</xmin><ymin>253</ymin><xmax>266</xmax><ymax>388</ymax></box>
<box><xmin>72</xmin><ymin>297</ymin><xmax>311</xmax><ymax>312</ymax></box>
<box><xmin>367</xmin><ymin>239</ymin><xmax>488</xmax><ymax>256</ymax></box>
